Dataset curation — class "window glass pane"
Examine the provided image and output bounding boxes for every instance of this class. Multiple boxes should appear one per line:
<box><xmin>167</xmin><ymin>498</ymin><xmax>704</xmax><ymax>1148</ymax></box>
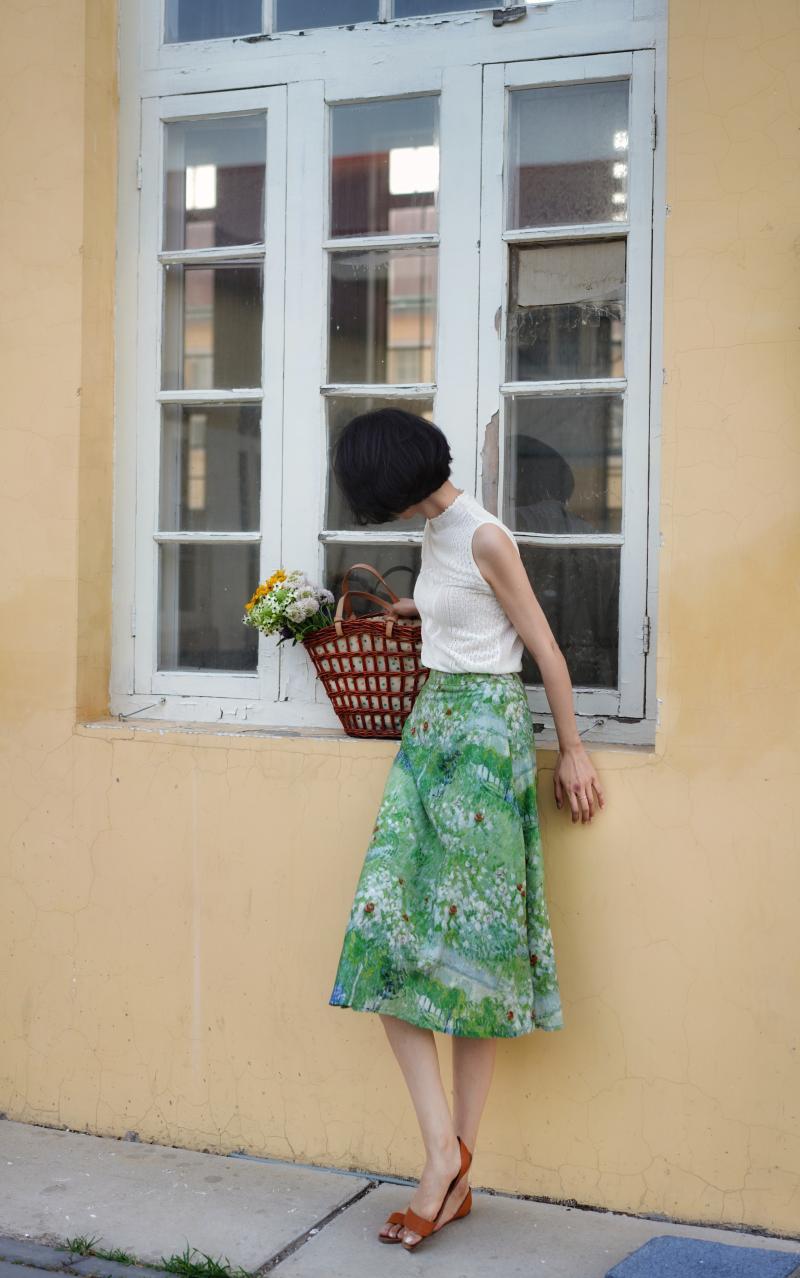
<box><xmin>508</xmin><ymin>80</ymin><xmax>629</xmax><ymax>229</ymax></box>
<box><xmin>326</xmin><ymin>397</ymin><xmax>433</xmax><ymax>530</ymax></box>
<box><xmin>325</xmin><ymin>543</ymin><xmax>421</xmax><ymax>608</ymax></box>
<box><xmin>158</xmin><ymin>542</ymin><xmax>260</xmax><ymax>671</ymax></box>
<box><xmin>507</xmin><ymin>240</ymin><xmax>625</xmax><ymax>382</ymax></box>
<box><xmin>394</xmin><ymin>0</ymin><xmax>493</xmax><ymax>13</ymax></box>
<box><xmin>329</xmin><ymin>249</ymin><xmax>437</xmax><ymax>383</ymax></box>
<box><xmin>331</xmin><ymin>97</ymin><xmax>439</xmax><ymax>238</ymax></box>
<box><xmin>162</xmin><ymin>263</ymin><xmax>262</xmax><ymax>390</ymax></box>
<box><xmin>160</xmin><ymin>404</ymin><xmax>261</xmax><ymax>532</ymax></box>
<box><xmin>275</xmin><ymin>0</ymin><xmax>378</xmax><ymax>30</ymax></box>
<box><xmin>504</xmin><ymin>394</ymin><xmax>623</xmax><ymax>535</ymax></box>
<box><xmin>519</xmin><ymin>545</ymin><xmax>620</xmax><ymax>689</ymax></box>
<box><xmin>165</xmin><ymin>0</ymin><xmax>262</xmax><ymax>42</ymax></box>
<box><xmin>164</xmin><ymin>115</ymin><xmax>266</xmax><ymax>251</ymax></box>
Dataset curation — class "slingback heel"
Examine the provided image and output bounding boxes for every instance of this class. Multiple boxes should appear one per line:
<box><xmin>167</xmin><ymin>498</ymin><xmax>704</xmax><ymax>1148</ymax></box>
<box><xmin>400</xmin><ymin>1135</ymin><xmax>472</xmax><ymax>1251</ymax></box>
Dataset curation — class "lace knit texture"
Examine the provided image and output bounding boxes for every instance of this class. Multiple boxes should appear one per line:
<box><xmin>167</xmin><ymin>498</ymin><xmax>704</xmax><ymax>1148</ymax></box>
<box><xmin>412</xmin><ymin>490</ymin><xmax>524</xmax><ymax>673</ymax></box>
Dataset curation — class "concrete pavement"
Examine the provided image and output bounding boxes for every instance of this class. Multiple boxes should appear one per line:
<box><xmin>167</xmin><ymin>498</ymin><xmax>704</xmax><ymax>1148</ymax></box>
<box><xmin>1</xmin><ymin>1118</ymin><xmax>798</xmax><ymax>1277</ymax></box>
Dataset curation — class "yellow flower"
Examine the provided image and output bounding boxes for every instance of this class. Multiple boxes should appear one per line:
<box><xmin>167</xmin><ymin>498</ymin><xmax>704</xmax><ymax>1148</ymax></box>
<box><xmin>245</xmin><ymin>568</ymin><xmax>287</xmax><ymax>611</ymax></box>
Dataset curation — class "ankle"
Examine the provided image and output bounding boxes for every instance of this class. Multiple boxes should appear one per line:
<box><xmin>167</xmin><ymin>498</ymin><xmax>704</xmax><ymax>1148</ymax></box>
<box><xmin>424</xmin><ymin>1129</ymin><xmax>460</xmax><ymax>1163</ymax></box>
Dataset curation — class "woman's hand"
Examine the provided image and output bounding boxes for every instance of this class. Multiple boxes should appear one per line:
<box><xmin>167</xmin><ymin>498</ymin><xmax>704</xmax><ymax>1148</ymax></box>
<box><xmin>554</xmin><ymin>743</ymin><xmax>605</xmax><ymax>823</ymax></box>
<box><xmin>381</xmin><ymin>596</ymin><xmax>420</xmax><ymax>620</ymax></box>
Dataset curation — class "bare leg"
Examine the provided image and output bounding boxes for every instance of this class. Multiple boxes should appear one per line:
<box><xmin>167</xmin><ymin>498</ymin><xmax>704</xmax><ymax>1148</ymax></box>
<box><xmin>376</xmin><ymin>1013</ymin><xmax>461</xmax><ymax>1244</ymax></box>
<box><xmin>452</xmin><ymin>1034</ymin><xmax>497</xmax><ymax>1153</ymax></box>
<box><xmin>428</xmin><ymin>1034</ymin><xmax>497</xmax><ymax>1230</ymax></box>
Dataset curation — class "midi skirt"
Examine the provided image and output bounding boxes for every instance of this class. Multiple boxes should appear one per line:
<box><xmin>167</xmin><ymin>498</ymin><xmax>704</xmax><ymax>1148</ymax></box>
<box><xmin>327</xmin><ymin>668</ymin><xmax>564</xmax><ymax>1038</ymax></box>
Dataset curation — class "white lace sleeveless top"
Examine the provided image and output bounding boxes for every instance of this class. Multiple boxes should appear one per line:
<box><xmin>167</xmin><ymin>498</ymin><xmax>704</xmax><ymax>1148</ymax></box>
<box><xmin>412</xmin><ymin>490</ymin><xmax>525</xmax><ymax>674</ymax></box>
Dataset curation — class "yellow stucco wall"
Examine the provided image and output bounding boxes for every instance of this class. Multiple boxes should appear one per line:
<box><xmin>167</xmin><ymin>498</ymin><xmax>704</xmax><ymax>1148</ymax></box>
<box><xmin>1</xmin><ymin>0</ymin><xmax>798</xmax><ymax>1237</ymax></box>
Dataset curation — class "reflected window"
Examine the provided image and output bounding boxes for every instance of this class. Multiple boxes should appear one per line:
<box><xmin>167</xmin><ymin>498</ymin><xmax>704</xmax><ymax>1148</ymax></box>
<box><xmin>395</xmin><ymin>0</ymin><xmax>493</xmax><ymax>11</ymax></box>
<box><xmin>165</xmin><ymin>0</ymin><xmax>262</xmax><ymax>42</ymax></box>
<box><xmin>519</xmin><ymin>544</ymin><xmax>620</xmax><ymax>689</ymax></box>
<box><xmin>326</xmin><ymin>397</ymin><xmax>433</xmax><ymax>530</ymax></box>
<box><xmin>275</xmin><ymin>0</ymin><xmax>378</xmax><ymax>30</ymax></box>
<box><xmin>160</xmin><ymin>404</ymin><xmax>261</xmax><ymax>532</ymax></box>
<box><xmin>324</xmin><ymin>543</ymin><xmax>421</xmax><ymax>611</ymax></box>
<box><xmin>507</xmin><ymin>240</ymin><xmax>625</xmax><ymax>382</ymax></box>
<box><xmin>158</xmin><ymin>542</ymin><xmax>260</xmax><ymax>671</ymax></box>
<box><xmin>504</xmin><ymin>395</ymin><xmax>623</xmax><ymax>535</ymax></box>
<box><xmin>508</xmin><ymin>80</ymin><xmax>629</xmax><ymax>229</ymax></box>
<box><xmin>164</xmin><ymin>115</ymin><xmax>266</xmax><ymax>250</ymax></box>
<box><xmin>331</xmin><ymin>96</ymin><xmax>439</xmax><ymax>238</ymax></box>
<box><xmin>162</xmin><ymin>263</ymin><xmax>262</xmax><ymax>391</ymax></box>
<box><xmin>328</xmin><ymin>249</ymin><xmax>437</xmax><ymax>384</ymax></box>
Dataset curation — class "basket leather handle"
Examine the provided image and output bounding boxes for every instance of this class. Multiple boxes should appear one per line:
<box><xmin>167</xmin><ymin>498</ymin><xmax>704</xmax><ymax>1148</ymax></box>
<box><xmin>334</xmin><ymin>589</ymin><xmax>400</xmax><ymax>638</ymax></box>
<box><xmin>340</xmin><ymin>562</ymin><xmax>401</xmax><ymax>604</ymax></box>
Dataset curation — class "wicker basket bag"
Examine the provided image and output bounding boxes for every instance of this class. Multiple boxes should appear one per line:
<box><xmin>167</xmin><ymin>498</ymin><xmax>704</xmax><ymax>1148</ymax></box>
<box><xmin>302</xmin><ymin>562</ymin><xmax>429</xmax><ymax>739</ymax></box>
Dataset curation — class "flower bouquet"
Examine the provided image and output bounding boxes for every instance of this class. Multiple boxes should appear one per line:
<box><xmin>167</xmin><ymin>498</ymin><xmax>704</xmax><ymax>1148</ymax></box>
<box><xmin>243</xmin><ymin>569</ymin><xmax>335</xmax><ymax>644</ymax></box>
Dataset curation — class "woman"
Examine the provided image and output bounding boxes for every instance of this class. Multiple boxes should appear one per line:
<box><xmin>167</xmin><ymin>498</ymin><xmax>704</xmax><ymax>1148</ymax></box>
<box><xmin>327</xmin><ymin>408</ymin><xmax>605</xmax><ymax>1251</ymax></box>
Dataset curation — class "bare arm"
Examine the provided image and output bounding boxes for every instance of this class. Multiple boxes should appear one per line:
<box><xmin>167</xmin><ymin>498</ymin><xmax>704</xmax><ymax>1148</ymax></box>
<box><xmin>472</xmin><ymin>522</ymin><xmax>605</xmax><ymax>824</ymax></box>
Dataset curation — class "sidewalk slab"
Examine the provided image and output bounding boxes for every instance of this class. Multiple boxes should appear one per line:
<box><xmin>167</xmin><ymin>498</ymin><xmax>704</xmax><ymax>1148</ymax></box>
<box><xmin>1</xmin><ymin>1118</ymin><xmax>798</xmax><ymax>1278</ymax></box>
<box><xmin>0</xmin><ymin>1239</ymin><xmax>80</xmax><ymax>1270</ymax></box>
<box><xmin>0</xmin><ymin>1119</ymin><xmax>371</xmax><ymax>1271</ymax></box>
<box><xmin>268</xmin><ymin>1181</ymin><xmax>800</xmax><ymax>1278</ymax></box>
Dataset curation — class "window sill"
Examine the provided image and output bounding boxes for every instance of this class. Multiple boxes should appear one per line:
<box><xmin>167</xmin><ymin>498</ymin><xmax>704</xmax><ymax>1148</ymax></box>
<box><xmin>74</xmin><ymin>717</ymin><xmax>650</xmax><ymax>755</ymax></box>
<box><xmin>74</xmin><ymin>717</ymin><xmax>400</xmax><ymax>754</ymax></box>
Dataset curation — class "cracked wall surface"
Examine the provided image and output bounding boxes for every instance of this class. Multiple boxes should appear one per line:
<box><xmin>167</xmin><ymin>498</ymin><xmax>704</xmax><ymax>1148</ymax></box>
<box><xmin>1</xmin><ymin>0</ymin><xmax>798</xmax><ymax>1239</ymax></box>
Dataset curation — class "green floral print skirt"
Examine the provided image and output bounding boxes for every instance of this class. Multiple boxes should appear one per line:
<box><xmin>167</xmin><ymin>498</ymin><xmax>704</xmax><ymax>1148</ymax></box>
<box><xmin>328</xmin><ymin>668</ymin><xmax>564</xmax><ymax>1038</ymax></box>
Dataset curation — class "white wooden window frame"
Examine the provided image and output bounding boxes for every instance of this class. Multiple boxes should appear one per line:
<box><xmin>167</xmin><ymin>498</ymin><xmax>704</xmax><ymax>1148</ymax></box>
<box><xmin>478</xmin><ymin>51</ymin><xmax>655</xmax><ymax>723</ymax></box>
<box><xmin>111</xmin><ymin>0</ymin><xmax>667</xmax><ymax>746</ymax></box>
<box><xmin>136</xmin><ymin>86</ymin><xmax>287</xmax><ymax>703</ymax></box>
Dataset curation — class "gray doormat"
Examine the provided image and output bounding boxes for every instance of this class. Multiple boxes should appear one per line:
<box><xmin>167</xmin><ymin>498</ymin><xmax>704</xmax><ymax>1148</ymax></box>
<box><xmin>606</xmin><ymin>1234</ymin><xmax>800</xmax><ymax>1278</ymax></box>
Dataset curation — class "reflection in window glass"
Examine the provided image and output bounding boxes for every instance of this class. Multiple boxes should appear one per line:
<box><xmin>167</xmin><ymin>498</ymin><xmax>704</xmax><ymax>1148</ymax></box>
<box><xmin>507</xmin><ymin>240</ymin><xmax>625</xmax><ymax>382</ymax></box>
<box><xmin>326</xmin><ymin>397</ymin><xmax>433</xmax><ymax>530</ymax></box>
<box><xmin>160</xmin><ymin>404</ymin><xmax>261</xmax><ymax>532</ymax></box>
<box><xmin>164</xmin><ymin>115</ymin><xmax>266</xmax><ymax>251</ymax></box>
<box><xmin>394</xmin><ymin>0</ymin><xmax>493</xmax><ymax>13</ymax></box>
<box><xmin>504</xmin><ymin>394</ymin><xmax>623</xmax><ymax>535</ymax></box>
<box><xmin>275</xmin><ymin>0</ymin><xmax>378</xmax><ymax>30</ymax></box>
<box><xmin>162</xmin><ymin>263</ymin><xmax>262</xmax><ymax>390</ymax></box>
<box><xmin>165</xmin><ymin>0</ymin><xmax>262</xmax><ymax>43</ymax></box>
<box><xmin>329</xmin><ymin>249</ymin><xmax>437</xmax><ymax>383</ymax></box>
<box><xmin>331</xmin><ymin>96</ymin><xmax>439</xmax><ymax>238</ymax></box>
<box><xmin>518</xmin><ymin>544</ymin><xmax>620</xmax><ymax>689</ymax></box>
<box><xmin>158</xmin><ymin>541</ymin><xmax>260</xmax><ymax>671</ymax></box>
<box><xmin>508</xmin><ymin>80</ymin><xmax>629</xmax><ymax>229</ymax></box>
<box><xmin>324</xmin><ymin>542</ymin><xmax>421</xmax><ymax>611</ymax></box>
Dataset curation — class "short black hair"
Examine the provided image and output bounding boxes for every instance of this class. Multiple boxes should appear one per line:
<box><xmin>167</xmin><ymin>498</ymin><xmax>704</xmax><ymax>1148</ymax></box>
<box><xmin>332</xmin><ymin>407</ymin><xmax>452</xmax><ymax>525</ymax></box>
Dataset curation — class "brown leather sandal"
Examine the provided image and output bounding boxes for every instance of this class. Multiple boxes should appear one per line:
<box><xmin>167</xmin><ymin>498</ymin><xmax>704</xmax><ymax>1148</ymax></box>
<box><xmin>400</xmin><ymin>1135</ymin><xmax>473</xmax><ymax>1251</ymax></box>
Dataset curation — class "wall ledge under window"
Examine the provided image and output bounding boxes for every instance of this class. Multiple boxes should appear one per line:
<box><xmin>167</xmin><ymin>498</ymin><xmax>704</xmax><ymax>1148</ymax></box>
<box><xmin>74</xmin><ymin>717</ymin><xmax>399</xmax><ymax>755</ymax></box>
<box><xmin>75</xmin><ymin>718</ymin><xmax>652</xmax><ymax>754</ymax></box>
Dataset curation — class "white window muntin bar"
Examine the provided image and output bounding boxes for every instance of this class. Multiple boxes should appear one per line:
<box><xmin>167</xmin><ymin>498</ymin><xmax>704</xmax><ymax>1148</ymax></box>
<box><xmin>154</xmin><ymin>531</ymin><xmax>262</xmax><ymax>542</ymax></box>
<box><xmin>321</xmin><ymin>382</ymin><xmax>436</xmax><ymax>396</ymax></box>
<box><xmin>319</xmin><ymin>531</ymin><xmax>424</xmax><ymax>545</ymax></box>
<box><xmin>319</xmin><ymin>530</ymin><xmax>624</xmax><ymax>546</ymax></box>
<box><xmin>503</xmin><ymin>223</ymin><xmax>628</xmax><ymax>244</ymax></box>
<box><xmin>500</xmin><ymin>378</ymin><xmax>627</xmax><ymax>397</ymax></box>
<box><xmin>136</xmin><ymin>85</ymin><xmax>287</xmax><ymax>703</ymax></box>
<box><xmin>158</xmin><ymin>244</ymin><xmax>266</xmax><ymax>264</ymax></box>
<box><xmin>324</xmin><ymin>233</ymin><xmax>440</xmax><ymax>251</ymax></box>
<box><xmin>157</xmin><ymin>388</ymin><xmax>263</xmax><ymax>403</ymax></box>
